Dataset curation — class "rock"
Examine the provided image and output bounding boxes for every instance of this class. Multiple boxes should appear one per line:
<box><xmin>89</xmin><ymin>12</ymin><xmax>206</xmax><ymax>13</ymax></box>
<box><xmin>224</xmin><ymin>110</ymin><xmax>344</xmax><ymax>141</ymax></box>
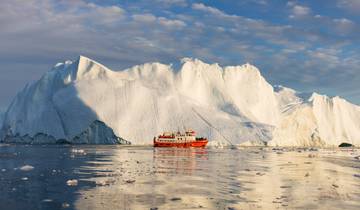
<box><xmin>305</xmin><ymin>172</ymin><xmax>310</xmax><ymax>177</ymax></box>
<box><xmin>308</xmin><ymin>154</ymin><xmax>316</xmax><ymax>158</ymax></box>
<box><xmin>150</xmin><ymin>208</ymin><xmax>158</xmax><ymax>210</ymax></box>
<box><xmin>170</xmin><ymin>197</ymin><xmax>182</xmax><ymax>201</ymax></box>
<box><xmin>125</xmin><ymin>180</ymin><xmax>135</xmax><ymax>184</ymax></box>
<box><xmin>338</xmin><ymin>142</ymin><xmax>353</xmax><ymax>147</ymax></box>
<box><xmin>66</xmin><ymin>179</ymin><xmax>78</xmax><ymax>186</ymax></box>
<box><xmin>280</xmin><ymin>186</ymin><xmax>291</xmax><ymax>188</ymax></box>
<box><xmin>332</xmin><ymin>184</ymin><xmax>339</xmax><ymax>188</ymax></box>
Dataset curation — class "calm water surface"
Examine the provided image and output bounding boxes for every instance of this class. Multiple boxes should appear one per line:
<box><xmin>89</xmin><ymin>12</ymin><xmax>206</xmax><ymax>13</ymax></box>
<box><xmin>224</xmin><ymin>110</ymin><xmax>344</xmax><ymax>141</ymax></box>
<box><xmin>0</xmin><ymin>144</ymin><xmax>360</xmax><ymax>210</ymax></box>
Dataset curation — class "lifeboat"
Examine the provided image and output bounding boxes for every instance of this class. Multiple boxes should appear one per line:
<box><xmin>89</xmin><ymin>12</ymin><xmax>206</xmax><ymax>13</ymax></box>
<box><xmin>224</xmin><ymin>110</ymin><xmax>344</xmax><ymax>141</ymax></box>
<box><xmin>153</xmin><ymin>129</ymin><xmax>208</xmax><ymax>148</ymax></box>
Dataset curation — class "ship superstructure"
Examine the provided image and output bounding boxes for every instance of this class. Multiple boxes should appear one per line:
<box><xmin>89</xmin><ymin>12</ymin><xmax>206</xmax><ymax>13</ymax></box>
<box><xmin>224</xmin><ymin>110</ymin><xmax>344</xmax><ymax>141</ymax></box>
<box><xmin>153</xmin><ymin>130</ymin><xmax>208</xmax><ymax>147</ymax></box>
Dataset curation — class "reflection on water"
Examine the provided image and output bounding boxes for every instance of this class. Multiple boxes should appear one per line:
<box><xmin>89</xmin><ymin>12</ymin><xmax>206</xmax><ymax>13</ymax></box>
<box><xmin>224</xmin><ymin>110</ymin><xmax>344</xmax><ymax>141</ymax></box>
<box><xmin>1</xmin><ymin>145</ymin><xmax>360</xmax><ymax>210</ymax></box>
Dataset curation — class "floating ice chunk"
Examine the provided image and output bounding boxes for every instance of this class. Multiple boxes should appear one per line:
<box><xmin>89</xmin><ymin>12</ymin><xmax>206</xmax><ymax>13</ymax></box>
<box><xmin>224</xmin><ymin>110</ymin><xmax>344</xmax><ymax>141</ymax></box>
<box><xmin>96</xmin><ymin>179</ymin><xmax>116</xmax><ymax>186</ymax></box>
<box><xmin>71</xmin><ymin>149</ymin><xmax>86</xmax><ymax>155</ymax></box>
<box><xmin>62</xmin><ymin>202</ymin><xmax>70</xmax><ymax>208</ymax></box>
<box><xmin>42</xmin><ymin>199</ymin><xmax>53</xmax><ymax>202</ymax></box>
<box><xmin>21</xmin><ymin>177</ymin><xmax>28</xmax><ymax>181</ymax></box>
<box><xmin>66</xmin><ymin>179</ymin><xmax>78</xmax><ymax>186</ymax></box>
<box><xmin>20</xmin><ymin>165</ymin><xmax>34</xmax><ymax>171</ymax></box>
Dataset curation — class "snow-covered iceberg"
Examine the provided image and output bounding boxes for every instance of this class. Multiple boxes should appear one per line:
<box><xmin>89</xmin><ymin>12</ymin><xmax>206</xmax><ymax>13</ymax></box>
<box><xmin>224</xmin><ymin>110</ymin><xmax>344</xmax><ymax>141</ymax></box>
<box><xmin>1</xmin><ymin>56</ymin><xmax>359</xmax><ymax>146</ymax></box>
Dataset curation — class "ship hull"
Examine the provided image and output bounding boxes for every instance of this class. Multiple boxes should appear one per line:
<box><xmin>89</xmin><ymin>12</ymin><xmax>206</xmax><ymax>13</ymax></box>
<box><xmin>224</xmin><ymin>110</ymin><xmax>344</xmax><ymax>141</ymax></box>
<box><xmin>154</xmin><ymin>140</ymin><xmax>208</xmax><ymax>148</ymax></box>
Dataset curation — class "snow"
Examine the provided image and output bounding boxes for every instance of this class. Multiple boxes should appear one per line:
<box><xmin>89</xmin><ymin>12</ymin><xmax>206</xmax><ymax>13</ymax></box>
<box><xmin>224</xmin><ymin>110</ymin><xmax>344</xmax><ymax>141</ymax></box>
<box><xmin>270</xmin><ymin>93</ymin><xmax>360</xmax><ymax>147</ymax></box>
<box><xmin>1</xmin><ymin>55</ymin><xmax>360</xmax><ymax>146</ymax></box>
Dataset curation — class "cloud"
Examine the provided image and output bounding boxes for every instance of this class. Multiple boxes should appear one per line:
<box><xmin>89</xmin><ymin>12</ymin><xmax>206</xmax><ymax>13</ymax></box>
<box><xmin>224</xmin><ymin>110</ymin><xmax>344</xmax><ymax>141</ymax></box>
<box><xmin>192</xmin><ymin>3</ymin><xmax>229</xmax><ymax>17</ymax></box>
<box><xmin>333</xmin><ymin>18</ymin><xmax>356</xmax><ymax>34</ymax></box>
<box><xmin>337</xmin><ymin>0</ymin><xmax>360</xmax><ymax>12</ymax></box>
<box><xmin>287</xmin><ymin>2</ymin><xmax>311</xmax><ymax>18</ymax></box>
<box><xmin>155</xmin><ymin>0</ymin><xmax>187</xmax><ymax>7</ymax></box>
<box><xmin>0</xmin><ymin>0</ymin><xmax>359</xmax><ymax>107</ymax></box>
<box><xmin>157</xmin><ymin>17</ymin><xmax>187</xmax><ymax>28</ymax></box>
<box><xmin>132</xmin><ymin>14</ymin><xmax>157</xmax><ymax>22</ymax></box>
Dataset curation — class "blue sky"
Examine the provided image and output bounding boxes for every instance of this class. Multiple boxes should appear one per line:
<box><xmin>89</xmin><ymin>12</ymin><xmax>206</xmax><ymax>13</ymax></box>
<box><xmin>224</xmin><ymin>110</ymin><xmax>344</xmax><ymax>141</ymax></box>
<box><xmin>0</xmin><ymin>0</ymin><xmax>359</xmax><ymax>110</ymax></box>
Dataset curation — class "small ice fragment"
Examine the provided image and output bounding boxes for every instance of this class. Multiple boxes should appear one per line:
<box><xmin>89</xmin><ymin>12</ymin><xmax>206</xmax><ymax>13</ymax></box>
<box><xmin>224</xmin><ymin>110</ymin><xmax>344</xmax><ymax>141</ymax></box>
<box><xmin>62</xmin><ymin>202</ymin><xmax>70</xmax><ymax>208</ymax></box>
<box><xmin>21</xmin><ymin>177</ymin><xmax>28</xmax><ymax>181</ymax></box>
<box><xmin>20</xmin><ymin>165</ymin><xmax>34</xmax><ymax>171</ymax></box>
<box><xmin>1</xmin><ymin>169</ymin><xmax>6</xmax><ymax>172</ymax></box>
<box><xmin>42</xmin><ymin>199</ymin><xmax>53</xmax><ymax>202</ymax></box>
<box><xmin>66</xmin><ymin>179</ymin><xmax>78</xmax><ymax>186</ymax></box>
<box><xmin>71</xmin><ymin>149</ymin><xmax>86</xmax><ymax>155</ymax></box>
<box><xmin>96</xmin><ymin>179</ymin><xmax>115</xmax><ymax>186</ymax></box>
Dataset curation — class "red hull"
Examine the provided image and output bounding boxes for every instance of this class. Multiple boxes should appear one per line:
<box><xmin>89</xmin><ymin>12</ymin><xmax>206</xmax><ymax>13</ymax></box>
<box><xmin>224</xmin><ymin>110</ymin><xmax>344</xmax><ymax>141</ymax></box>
<box><xmin>154</xmin><ymin>140</ymin><xmax>208</xmax><ymax>148</ymax></box>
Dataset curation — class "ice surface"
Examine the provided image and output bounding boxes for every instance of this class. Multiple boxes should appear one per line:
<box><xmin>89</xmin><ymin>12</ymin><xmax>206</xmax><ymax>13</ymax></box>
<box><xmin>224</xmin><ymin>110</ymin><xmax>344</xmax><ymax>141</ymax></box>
<box><xmin>1</xmin><ymin>56</ymin><xmax>360</xmax><ymax>146</ymax></box>
<box><xmin>19</xmin><ymin>165</ymin><xmax>34</xmax><ymax>171</ymax></box>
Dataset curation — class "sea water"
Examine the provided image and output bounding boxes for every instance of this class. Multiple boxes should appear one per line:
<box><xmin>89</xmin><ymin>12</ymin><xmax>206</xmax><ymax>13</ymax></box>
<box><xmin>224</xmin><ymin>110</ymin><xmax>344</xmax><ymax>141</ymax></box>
<box><xmin>0</xmin><ymin>144</ymin><xmax>359</xmax><ymax>210</ymax></box>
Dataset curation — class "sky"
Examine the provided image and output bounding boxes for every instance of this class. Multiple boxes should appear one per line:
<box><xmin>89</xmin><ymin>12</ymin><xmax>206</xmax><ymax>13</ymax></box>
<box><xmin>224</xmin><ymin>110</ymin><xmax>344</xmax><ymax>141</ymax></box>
<box><xmin>0</xmin><ymin>0</ymin><xmax>359</xmax><ymax>111</ymax></box>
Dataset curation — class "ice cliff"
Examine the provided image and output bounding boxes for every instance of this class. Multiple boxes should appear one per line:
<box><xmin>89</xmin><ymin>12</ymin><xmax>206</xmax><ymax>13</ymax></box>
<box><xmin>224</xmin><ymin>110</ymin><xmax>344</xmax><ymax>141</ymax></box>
<box><xmin>1</xmin><ymin>56</ymin><xmax>359</xmax><ymax>146</ymax></box>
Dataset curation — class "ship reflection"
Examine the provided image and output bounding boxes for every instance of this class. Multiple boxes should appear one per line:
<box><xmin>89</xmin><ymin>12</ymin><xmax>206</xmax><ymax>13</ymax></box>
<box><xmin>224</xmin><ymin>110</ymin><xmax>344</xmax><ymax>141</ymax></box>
<box><xmin>153</xmin><ymin>147</ymin><xmax>208</xmax><ymax>175</ymax></box>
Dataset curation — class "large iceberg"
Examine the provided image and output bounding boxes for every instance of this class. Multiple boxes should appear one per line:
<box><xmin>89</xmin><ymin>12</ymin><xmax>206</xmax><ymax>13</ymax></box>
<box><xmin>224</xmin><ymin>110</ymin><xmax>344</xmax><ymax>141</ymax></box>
<box><xmin>1</xmin><ymin>56</ymin><xmax>359</xmax><ymax>146</ymax></box>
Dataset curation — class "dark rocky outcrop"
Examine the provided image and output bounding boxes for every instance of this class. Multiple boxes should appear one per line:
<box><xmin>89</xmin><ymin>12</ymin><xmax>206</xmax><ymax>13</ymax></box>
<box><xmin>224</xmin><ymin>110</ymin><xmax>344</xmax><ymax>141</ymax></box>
<box><xmin>338</xmin><ymin>142</ymin><xmax>353</xmax><ymax>147</ymax></box>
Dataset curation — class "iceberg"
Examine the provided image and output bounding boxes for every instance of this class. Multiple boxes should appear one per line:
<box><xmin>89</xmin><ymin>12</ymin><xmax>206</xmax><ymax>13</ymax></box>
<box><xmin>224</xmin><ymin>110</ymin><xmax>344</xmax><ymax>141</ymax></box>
<box><xmin>1</xmin><ymin>56</ymin><xmax>359</xmax><ymax>146</ymax></box>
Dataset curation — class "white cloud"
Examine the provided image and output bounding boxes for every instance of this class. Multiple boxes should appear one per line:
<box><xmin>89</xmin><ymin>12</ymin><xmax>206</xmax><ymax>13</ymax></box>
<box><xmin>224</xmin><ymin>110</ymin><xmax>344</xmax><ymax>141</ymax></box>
<box><xmin>132</xmin><ymin>14</ymin><xmax>157</xmax><ymax>22</ymax></box>
<box><xmin>287</xmin><ymin>2</ymin><xmax>311</xmax><ymax>18</ymax></box>
<box><xmin>0</xmin><ymin>0</ymin><xmax>360</xmax><ymax>107</ymax></box>
<box><xmin>86</xmin><ymin>4</ymin><xmax>125</xmax><ymax>25</ymax></box>
<box><xmin>192</xmin><ymin>3</ymin><xmax>228</xmax><ymax>17</ymax></box>
<box><xmin>337</xmin><ymin>0</ymin><xmax>360</xmax><ymax>12</ymax></box>
<box><xmin>157</xmin><ymin>17</ymin><xmax>186</xmax><ymax>28</ymax></box>
<box><xmin>293</xmin><ymin>5</ymin><xmax>310</xmax><ymax>16</ymax></box>
<box><xmin>133</xmin><ymin>13</ymin><xmax>187</xmax><ymax>29</ymax></box>
<box><xmin>332</xmin><ymin>18</ymin><xmax>356</xmax><ymax>35</ymax></box>
<box><xmin>155</xmin><ymin>0</ymin><xmax>187</xmax><ymax>7</ymax></box>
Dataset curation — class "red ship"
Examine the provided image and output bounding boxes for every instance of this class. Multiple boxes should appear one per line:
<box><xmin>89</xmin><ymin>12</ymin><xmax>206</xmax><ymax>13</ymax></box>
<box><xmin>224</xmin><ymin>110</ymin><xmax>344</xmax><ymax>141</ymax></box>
<box><xmin>153</xmin><ymin>130</ymin><xmax>208</xmax><ymax>147</ymax></box>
